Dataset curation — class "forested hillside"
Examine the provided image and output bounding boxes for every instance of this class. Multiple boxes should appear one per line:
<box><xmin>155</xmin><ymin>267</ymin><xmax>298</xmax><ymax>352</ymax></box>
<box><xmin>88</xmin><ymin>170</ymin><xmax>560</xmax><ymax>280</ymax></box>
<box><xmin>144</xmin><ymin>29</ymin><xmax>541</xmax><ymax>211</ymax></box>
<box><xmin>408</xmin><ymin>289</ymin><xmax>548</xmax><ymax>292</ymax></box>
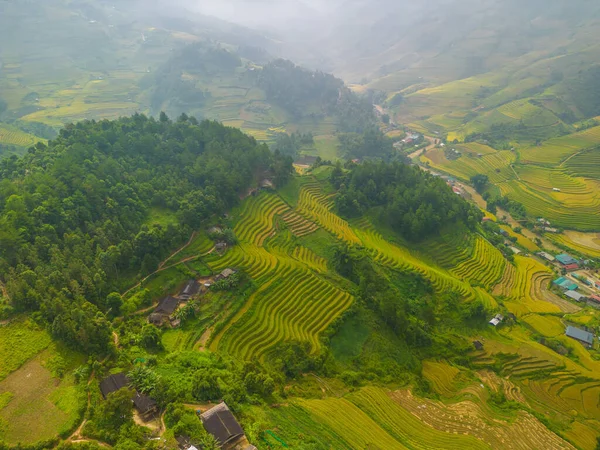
<box><xmin>0</xmin><ymin>114</ymin><xmax>291</xmax><ymax>353</ymax></box>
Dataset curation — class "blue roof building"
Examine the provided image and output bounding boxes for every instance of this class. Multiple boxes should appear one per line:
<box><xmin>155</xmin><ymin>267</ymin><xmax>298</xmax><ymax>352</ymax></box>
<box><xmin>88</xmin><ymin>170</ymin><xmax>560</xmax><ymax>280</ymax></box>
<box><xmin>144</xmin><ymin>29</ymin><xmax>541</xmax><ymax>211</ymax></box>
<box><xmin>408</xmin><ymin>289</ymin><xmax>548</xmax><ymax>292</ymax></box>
<box><xmin>566</xmin><ymin>326</ymin><xmax>594</xmax><ymax>346</ymax></box>
<box><xmin>556</xmin><ymin>254</ymin><xmax>578</xmax><ymax>266</ymax></box>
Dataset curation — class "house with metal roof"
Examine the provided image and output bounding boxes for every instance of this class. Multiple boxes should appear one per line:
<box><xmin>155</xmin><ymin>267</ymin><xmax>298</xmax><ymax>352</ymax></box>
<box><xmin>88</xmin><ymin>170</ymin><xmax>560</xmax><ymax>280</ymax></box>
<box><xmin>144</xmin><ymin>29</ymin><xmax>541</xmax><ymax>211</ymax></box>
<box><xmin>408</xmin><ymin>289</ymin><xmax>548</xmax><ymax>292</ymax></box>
<box><xmin>556</xmin><ymin>254</ymin><xmax>578</xmax><ymax>266</ymax></box>
<box><xmin>553</xmin><ymin>277</ymin><xmax>579</xmax><ymax>291</ymax></box>
<box><xmin>565</xmin><ymin>291</ymin><xmax>586</xmax><ymax>302</ymax></box>
<box><xmin>565</xmin><ymin>326</ymin><xmax>594</xmax><ymax>346</ymax></box>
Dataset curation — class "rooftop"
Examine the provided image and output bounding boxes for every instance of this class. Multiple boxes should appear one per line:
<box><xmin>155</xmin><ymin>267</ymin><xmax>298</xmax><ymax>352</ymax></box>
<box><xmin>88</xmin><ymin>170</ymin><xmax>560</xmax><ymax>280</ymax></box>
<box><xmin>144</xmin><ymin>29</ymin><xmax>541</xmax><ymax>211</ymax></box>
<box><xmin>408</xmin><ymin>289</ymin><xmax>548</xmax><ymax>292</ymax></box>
<box><xmin>556</xmin><ymin>254</ymin><xmax>578</xmax><ymax>265</ymax></box>
<box><xmin>201</xmin><ymin>402</ymin><xmax>245</xmax><ymax>446</ymax></box>
<box><xmin>99</xmin><ymin>373</ymin><xmax>129</xmax><ymax>399</ymax></box>
<box><xmin>565</xmin><ymin>290</ymin><xmax>585</xmax><ymax>301</ymax></box>
<box><xmin>180</xmin><ymin>279</ymin><xmax>200</xmax><ymax>298</ymax></box>
<box><xmin>154</xmin><ymin>296</ymin><xmax>179</xmax><ymax>315</ymax></box>
<box><xmin>565</xmin><ymin>326</ymin><xmax>594</xmax><ymax>345</ymax></box>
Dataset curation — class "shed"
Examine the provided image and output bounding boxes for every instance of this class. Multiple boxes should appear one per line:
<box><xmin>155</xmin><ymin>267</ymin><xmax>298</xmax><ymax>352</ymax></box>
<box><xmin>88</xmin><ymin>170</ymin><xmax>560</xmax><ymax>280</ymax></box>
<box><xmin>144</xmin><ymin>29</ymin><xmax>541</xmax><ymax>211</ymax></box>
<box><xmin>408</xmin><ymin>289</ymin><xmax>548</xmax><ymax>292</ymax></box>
<box><xmin>565</xmin><ymin>291</ymin><xmax>586</xmax><ymax>302</ymax></box>
<box><xmin>565</xmin><ymin>326</ymin><xmax>594</xmax><ymax>346</ymax></box>
<box><xmin>563</xmin><ymin>263</ymin><xmax>579</xmax><ymax>271</ymax></box>
<box><xmin>473</xmin><ymin>340</ymin><xmax>484</xmax><ymax>350</ymax></box>
<box><xmin>509</xmin><ymin>246</ymin><xmax>522</xmax><ymax>255</ymax></box>
<box><xmin>556</xmin><ymin>254</ymin><xmax>578</xmax><ymax>266</ymax></box>
<box><xmin>216</xmin><ymin>268</ymin><xmax>236</xmax><ymax>281</ymax></box>
<box><xmin>538</xmin><ymin>252</ymin><xmax>555</xmax><ymax>262</ymax></box>
<box><xmin>99</xmin><ymin>373</ymin><xmax>129</xmax><ymax>399</ymax></box>
<box><xmin>201</xmin><ymin>402</ymin><xmax>245</xmax><ymax>447</ymax></box>
<box><xmin>215</xmin><ymin>242</ymin><xmax>227</xmax><ymax>252</ymax></box>
<box><xmin>179</xmin><ymin>280</ymin><xmax>200</xmax><ymax>300</ymax></box>
<box><xmin>208</xmin><ymin>226</ymin><xmax>222</xmax><ymax>235</ymax></box>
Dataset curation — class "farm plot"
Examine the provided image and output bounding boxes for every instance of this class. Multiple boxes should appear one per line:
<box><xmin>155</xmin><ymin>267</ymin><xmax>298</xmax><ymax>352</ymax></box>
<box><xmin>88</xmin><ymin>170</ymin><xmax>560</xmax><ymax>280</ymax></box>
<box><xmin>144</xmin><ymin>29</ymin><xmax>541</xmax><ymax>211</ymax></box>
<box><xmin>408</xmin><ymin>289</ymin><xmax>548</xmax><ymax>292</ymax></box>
<box><xmin>217</xmin><ymin>267</ymin><xmax>353</xmax><ymax>360</ymax></box>
<box><xmin>355</xmin><ymin>226</ymin><xmax>474</xmax><ymax>300</ymax></box>
<box><xmin>495</xmin><ymin>256</ymin><xmax>560</xmax><ymax>317</ymax></box>
<box><xmin>563</xmin><ymin>148</ymin><xmax>600</xmax><ymax>179</ymax></box>
<box><xmin>422</xmin><ymin>361</ymin><xmax>465</xmax><ymax>398</ymax></box>
<box><xmin>520</xmin><ymin>125</ymin><xmax>600</xmax><ymax>165</ymax></box>
<box><xmin>498</xmin><ymin>179</ymin><xmax>600</xmax><ymax>231</ymax></box>
<box><xmin>296</xmin><ymin>182</ymin><xmax>361</xmax><ymax>244</ymax></box>
<box><xmin>450</xmin><ymin>236</ymin><xmax>506</xmax><ymax>289</ymax></box>
<box><xmin>0</xmin><ymin>345</ymin><xmax>84</xmax><ymax>445</ymax></box>
<box><xmin>389</xmin><ymin>389</ymin><xmax>575</xmax><ymax>449</ymax></box>
<box><xmin>0</xmin><ymin>123</ymin><xmax>43</xmax><ymax>148</ymax></box>
<box><xmin>421</xmin><ymin>148</ymin><xmax>515</xmax><ymax>183</ymax></box>
<box><xmin>549</xmin><ymin>231</ymin><xmax>600</xmax><ymax>258</ymax></box>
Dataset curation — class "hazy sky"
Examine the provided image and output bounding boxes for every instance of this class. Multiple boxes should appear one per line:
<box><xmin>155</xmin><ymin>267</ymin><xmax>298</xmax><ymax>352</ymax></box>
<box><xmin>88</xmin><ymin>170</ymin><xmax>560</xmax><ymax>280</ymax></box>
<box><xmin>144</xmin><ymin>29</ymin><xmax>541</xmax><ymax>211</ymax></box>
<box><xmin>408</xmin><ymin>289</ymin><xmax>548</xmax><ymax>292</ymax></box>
<box><xmin>183</xmin><ymin>0</ymin><xmax>342</xmax><ymax>28</ymax></box>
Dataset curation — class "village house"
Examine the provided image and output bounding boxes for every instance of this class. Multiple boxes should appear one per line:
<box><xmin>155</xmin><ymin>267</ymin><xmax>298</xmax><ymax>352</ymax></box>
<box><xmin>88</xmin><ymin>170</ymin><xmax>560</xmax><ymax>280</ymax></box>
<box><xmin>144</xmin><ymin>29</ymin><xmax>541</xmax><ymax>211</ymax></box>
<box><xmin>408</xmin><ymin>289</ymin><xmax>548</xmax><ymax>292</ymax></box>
<box><xmin>556</xmin><ymin>254</ymin><xmax>579</xmax><ymax>267</ymax></box>
<box><xmin>473</xmin><ymin>340</ymin><xmax>484</xmax><ymax>350</ymax></box>
<box><xmin>148</xmin><ymin>296</ymin><xmax>179</xmax><ymax>326</ymax></box>
<box><xmin>99</xmin><ymin>373</ymin><xmax>158</xmax><ymax>417</ymax></box>
<box><xmin>565</xmin><ymin>326</ymin><xmax>594</xmax><ymax>347</ymax></box>
<box><xmin>179</xmin><ymin>279</ymin><xmax>200</xmax><ymax>300</ymax></box>
<box><xmin>489</xmin><ymin>314</ymin><xmax>504</xmax><ymax>326</ymax></box>
<box><xmin>538</xmin><ymin>252</ymin><xmax>556</xmax><ymax>262</ymax></box>
<box><xmin>565</xmin><ymin>290</ymin><xmax>586</xmax><ymax>302</ymax></box>
<box><xmin>553</xmin><ymin>277</ymin><xmax>579</xmax><ymax>291</ymax></box>
<box><xmin>215</xmin><ymin>268</ymin><xmax>236</xmax><ymax>282</ymax></box>
<box><xmin>208</xmin><ymin>226</ymin><xmax>222</xmax><ymax>235</ymax></box>
<box><xmin>200</xmin><ymin>402</ymin><xmax>257</xmax><ymax>450</ymax></box>
<box><xmin>215</xmin><ymin>242</ymin><xmax>228</xmax><ymax>252</ymax></box>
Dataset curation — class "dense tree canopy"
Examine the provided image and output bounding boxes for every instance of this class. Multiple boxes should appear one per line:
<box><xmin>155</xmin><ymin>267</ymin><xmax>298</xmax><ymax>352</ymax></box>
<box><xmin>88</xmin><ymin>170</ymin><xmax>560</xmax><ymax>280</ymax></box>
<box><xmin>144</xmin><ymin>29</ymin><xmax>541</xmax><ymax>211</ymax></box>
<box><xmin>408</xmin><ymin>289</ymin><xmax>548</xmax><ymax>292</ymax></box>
<box><xmin>333</xmin><ymin>162</ymin><xmax>482</xmax><ymax>240</ymax></box>
<box><xmin>258</xmin><ymin>59</ymin><xmax>375</xmax><ymax>131</ymax></box>
<box><xmin>0</xmin><ymin>114</ymin><xmax>292</xmax><ymax>353</ymax></box>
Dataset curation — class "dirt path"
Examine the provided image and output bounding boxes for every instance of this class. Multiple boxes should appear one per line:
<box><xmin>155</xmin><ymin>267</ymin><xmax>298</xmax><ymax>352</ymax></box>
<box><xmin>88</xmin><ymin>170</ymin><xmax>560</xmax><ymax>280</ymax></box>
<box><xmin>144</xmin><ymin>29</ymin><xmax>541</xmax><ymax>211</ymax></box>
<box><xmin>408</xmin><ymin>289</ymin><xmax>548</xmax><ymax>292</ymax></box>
<box><xmin>159</xmin><ymin>232</ymin><xmax>197</xmax><ymax>270</ymax></box>
<box><xmin>560</xmin><ymin>149</ymin><xmax>585</xmax><ymax>167</ymax></box>
<box><xmin>112</xmin><ymin>331</ymin><xmax>120</xmax><ymax>348</ymax></box>
<box><xmin>183</xmin><ymin>403</ymin><xmax>214</xmax><ymax>413</ymax></box>
<box><xmin>408</xmin><ymin>136</ymin><xmax>436</xmax><ymax>160</ymax></box>
<box><xmin>197</xmin><ymin>326</ymin><xmax>214</xmax><ymax>351</ymax></box>
<box><xmin>122</xmin><ymin>244</ymin><xmax>215</xmax><ymax>297</ymax></box>
<box><xmin>0</xmin><ymin>281</ymin><xmax>9</xmax><ymax>300</ymax></box>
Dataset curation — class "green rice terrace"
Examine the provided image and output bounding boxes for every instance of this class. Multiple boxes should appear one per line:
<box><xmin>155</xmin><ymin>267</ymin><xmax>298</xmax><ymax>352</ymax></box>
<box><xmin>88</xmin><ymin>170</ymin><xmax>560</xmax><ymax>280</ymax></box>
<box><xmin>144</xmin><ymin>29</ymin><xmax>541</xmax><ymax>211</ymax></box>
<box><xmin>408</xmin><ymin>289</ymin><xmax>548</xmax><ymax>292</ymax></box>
<box><xmin>1</xmin><ymin>115</ymin><xmax>600</xmax><ymax>449</ymax></box>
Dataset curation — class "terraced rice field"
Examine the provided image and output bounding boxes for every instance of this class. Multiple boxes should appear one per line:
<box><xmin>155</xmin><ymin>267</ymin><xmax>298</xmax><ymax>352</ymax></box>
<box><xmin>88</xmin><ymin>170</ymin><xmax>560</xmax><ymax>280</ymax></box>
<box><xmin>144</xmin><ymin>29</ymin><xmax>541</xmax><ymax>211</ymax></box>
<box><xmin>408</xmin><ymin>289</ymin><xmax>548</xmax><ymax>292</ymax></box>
<box><xmin>520</xmin><ymin>125</ymin><xmax>600</xmax><ymax>165</ymax></box>
<box><xmin>563</xmin><ymin>148</ymin><xmax>600</xmax><ymax>179</ymax></box>
<box><xmin>522</xmin><ymin>314</ymin><xmax>565</xmax><ymax>337</ymax></box>
<box><xmin>0</xmin><ymin>123</ymin><xmax>43</xmax><ymax>148</ymax></box>
<box><xmin>296</xmin><ymin>182</ymin><xmax>361</xmax><ymax>244</ymax></box>
<box><xmin>450</xmin><ymin>236</ymin><xmax>506</xmax><ymax>289</ymax></box>
<box><xmin>549</xmin><ymin>231</ymin><xmax>600</xmax><ymax>258</ymax></box>
<box><xmin>498</xmin><ymin>179</ymin><xmax>600</xmax><ymax>231</ymax></box>
<box><xmin>207</xmin><ymin>187</ymin><xmax>354</xmax><ymax>359</ymax></box>
<box><xmin>422</xmin><ymin>361</ymin><xmax>463</xmax><ymax>397</ymax></box>
<box><xmin>297</xmin><ymin>387</ymin><xmax>489</xmax><ymax>449</ymax></box>
<box><xmin>421</xmin><ymin>148</ymin><xmax>515</xmax><ymax>183</ymax></box>
<box><xmin>218</xmin><ymin>266</ymin><xmax>353</xmax><ymax>359</ymax></box>
<box><xmin>494</xmin><ymin>256</ymin><xmax>560</xmax><ymax>316</ymax></box>
<box><xmin>390</xmin><ymin>389</ymin><xmax>575</xmax><ymax>449</ymax></box>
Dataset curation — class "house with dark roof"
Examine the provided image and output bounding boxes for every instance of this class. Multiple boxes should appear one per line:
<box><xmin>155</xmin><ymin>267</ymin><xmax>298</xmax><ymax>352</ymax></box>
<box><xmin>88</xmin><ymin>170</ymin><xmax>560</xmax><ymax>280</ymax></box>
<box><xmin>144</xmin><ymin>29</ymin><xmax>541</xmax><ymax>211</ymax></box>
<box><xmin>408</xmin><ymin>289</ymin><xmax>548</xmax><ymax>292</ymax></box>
<box><xmin>200</xmin><ymin>402</ymin><xmax>256</xmax><ymax>450</ymax></box>
<box><xmin>179</xmin><ymin>280</ymin><xmax>200</xmax><ymax>300</ymax></box>
<box><xmin>148</xmin><ymin>296</ymin><xmax>180</xmax><ymax>326</ymax></box>
<box><xmin>99</xmin><ymin>373</ymin><xmax>157</xmax><ymax>416</ymax></box>
<box><xmin>99</xmin><ymin>373</ymin><xmax>128</xmax><ymax>399</ymax></box>
<box><xmin>473</xmin><ymin>341</ymin><xmax>484</xmax><ymax>351</ymax></box>
<box><xmin>565</xmin><ymin>326</ymin><xmax>594</xmax><ymax>347</ymax></box>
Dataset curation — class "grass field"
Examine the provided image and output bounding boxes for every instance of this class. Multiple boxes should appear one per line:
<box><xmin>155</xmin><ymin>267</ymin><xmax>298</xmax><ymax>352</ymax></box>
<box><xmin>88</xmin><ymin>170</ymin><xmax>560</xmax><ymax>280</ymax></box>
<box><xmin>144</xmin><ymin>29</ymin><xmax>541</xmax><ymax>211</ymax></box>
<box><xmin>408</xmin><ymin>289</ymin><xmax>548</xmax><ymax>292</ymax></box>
<box><xmin>0</xmin><ymin>321</ymin><xmax>84</xmax><ymax>446</ymax></box>
<box><xmin>0</xmin><ymin>319</ymin><xmax>52</xmax><ymax>381</ymax></box>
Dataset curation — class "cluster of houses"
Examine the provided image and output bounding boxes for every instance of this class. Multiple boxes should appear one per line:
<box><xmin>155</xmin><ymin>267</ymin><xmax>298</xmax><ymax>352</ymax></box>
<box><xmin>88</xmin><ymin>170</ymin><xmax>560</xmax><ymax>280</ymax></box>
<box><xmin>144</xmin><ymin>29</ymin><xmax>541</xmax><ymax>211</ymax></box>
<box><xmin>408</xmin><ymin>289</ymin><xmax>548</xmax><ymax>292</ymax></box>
<box><xmin>100</xmin><ymin>373</ymin><xmax>256</xmax><ymax>449</ymax></box>
<box><xmin>401</xmin><ymin>133</ymin><xmax>422</xmax><ymax>145</ymax></box>
<box><xmin>148</xmin><ymin>269</ymin><xmax>236</xmax><ymax>328</ymax></box>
